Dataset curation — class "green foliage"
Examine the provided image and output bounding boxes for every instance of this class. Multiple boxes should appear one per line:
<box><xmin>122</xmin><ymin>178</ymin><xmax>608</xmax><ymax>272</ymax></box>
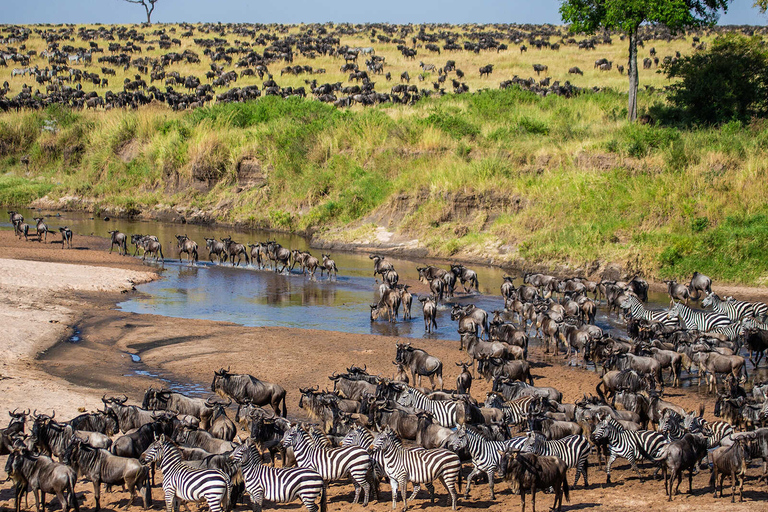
<box><xmin>660</xmin><ymin>214</ymin><xmax>768</xmax><ymax>283</ymax></box>
<box><xmin>189</xmin><ymin>96</ymin><xmax>342</xmax><ymax>129</ymax></box>
<box><xmin>422</xmin><ymin>109</ymin><xmax>480</xmax><ymax>140</ymax></box>
<box><xmin>663</xmin><ymin>34</ymin><xmax>768</xmax><ymax>125</ymax></box>
<box><xmin>0</xmin><ymin>175</ymin><xmax>53</xmax><ymax>205</ymax></box>
<box><xmin>606</xmin><ymin>124</ymin><xmax>679</xmax><ymax>157</ymax></box>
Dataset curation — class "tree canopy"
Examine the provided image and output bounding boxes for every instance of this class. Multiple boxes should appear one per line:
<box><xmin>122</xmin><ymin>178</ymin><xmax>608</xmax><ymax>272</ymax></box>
<box><xmin>121</xmin><ymin>0</ymin><xmax>159</xmax><ymax>24</ymax></box>
<box><xmin>560</xmin><ymin>0</ymin><xmax>731</xmax><ymax>122</ymax></box>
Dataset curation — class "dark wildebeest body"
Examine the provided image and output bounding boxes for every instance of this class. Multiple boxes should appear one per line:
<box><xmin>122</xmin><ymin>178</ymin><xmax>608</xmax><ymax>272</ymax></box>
<box><xmin>497</xmin><ymin>449</ymin><xmax>570</xmax><ymax>512</ymax></box>
<box><xmin>211</xmin><ymin>368</ymin><xmax>287</xmax><ymax>417</ymax></box>
<box><xmin>395</xmin><ymin>343</ymin><xmax>444</xmax><ymax>389</ymax></box>
<box><xmin>142</xmin><ymin>389</ymin><xmax>215</xmax><ymax>429</ymax></box>
<box><xmin>108</xmin><ymin>230</ymin><xmax>128</xmax><ymax>256</ymax></box>
<box><xmin>59</xmin><ymin>227</ymin><xmax>73</xmax><ymax>249</ymax></box>
<box><xmin>660</xmin><ymin>433</ymin><xmax>709</xmax><ymax>500</ymax></box>
<box><xmin>267</xmin><ymin>241</ymin><xmax>291</xmax><ymax>272</ymax></box>
<box><xmin>67</xmin><ymin>410</ymin><xmax>118</xmax><ymax>437</ymax></box>
<box><xmin>175</xmin><ymin>235</ymin><xmax>198</xmax><ymax>264</ymax></box>
<box><xmin>370</xmin><ymin>254</ymin><xmax>394</xmax><ymax>276</ymax></box>
<box><xmin>205</xmin><ymin>238</ymin><xmax>228</xmax><ymax>264</ymax></box>
<box><xmin>63</xmin><ymin>439</ymin><xmax>151</xmax><ymax>510</ymax></box>
<box><xmin>419</xmin><ymin>295</ymin><xmax>438</xmax><ymax>333</ymax></box>
<box><xmin>103</xmin><ymin>396</ymin><xmax>164</xmax><ymax>433</ymax></box>
<box><xmin>34</xmin><ymin>218</ymin><xmax>50</xmax><ymax>242</ymax></box>
<box><xmin>709</xmin><ymin>435</ymin><xmax>750</xmax><ymax>502</ymax></box>
<box><xmin>6</xmin><ymin>448</ymin><xmax>79</xmax><ymax>512</ymax></box>
<box><xmin>321</xmin><ymin>253</ymin><xmax>338</xmax><ymax>279</ymax></box>
<box><xmin>222</xmin><ymin>237</ymin><xmax>249</xmax><ymax>266</ymax></box>
<box><xmin>664</xmin><ymin>280</ymin><xmax>691</xmax><ymax>305</ymax></box>
<box><xmin>689</xmin><ymin>271</ymin><xmax>713</xmax><ymax>300</ymax></box>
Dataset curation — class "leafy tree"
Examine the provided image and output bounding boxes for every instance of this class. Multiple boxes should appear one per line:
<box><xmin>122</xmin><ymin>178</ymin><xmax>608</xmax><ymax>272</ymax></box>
<box><xmin>121</xmin><ymin>0</ymin><xmax>159</xmax><ymax>24</ymax></box>
<box><xmin>756</xmin><ymin>0</ymin><xmax>768</xmax><ymax>13</ymax></box>
<box><xmin>663</xmin><ymin>34</ymin><xmax>768</xmax><ymax>124</ymax></box>
<box><xmin>560</xmin><ymin>0</ymin><xmax>731</xmax><ymax>122</ymax></box>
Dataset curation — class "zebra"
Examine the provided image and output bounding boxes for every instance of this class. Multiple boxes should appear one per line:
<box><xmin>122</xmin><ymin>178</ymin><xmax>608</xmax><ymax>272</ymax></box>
<box><xmin>139</xmin><ymin>435</ymin><xmax>230</xmax><ymax>512</ymax></box>
<box><xmin>591</xmin><ymin>416</ymin><xmax>668</xmax><ymax>483</ymax></box>
<box><xmin>395</xmin><ymin>387</ymin><xmax>457</xmax><ymax>428</ymax></box>
<box><xmin>702</xmin><ymin>293</ymin><xmax>755</xmax><ymax>322</ymax></box>
<box><xmin>726</xmin><ymin>295</ymin><xmax>768</xmax><ymax>322</ymax></box>
<box><xmin>445</xmin><ymin>425</ymin><xmax>525</xmax><ymax>499</ymax></box>
<box><xmin>483</xmin><ymin>393</ymin><xmax>534</xmax><ymax>428</ymax></box>
<box><xmin>658</xmin><ymin>410</ymin><xmax>686</xmax><ymax>441</ymax></box>
<box><xmin>667</xmin><ymin>301</ymin><xmax>731</xmax><ymax>332</ymax></box>
<box><xmin>521</xmin><ymin>431</ymin><xmax>591</xmax><ymax>487</ymax></box>
<box><xmin>682</xmin><ymin>411</ymin><xmax>734</xmax><ymax>449</ymax></box>
<box><xmin>620</xmin><ymin>295</ymin><xmax>678</xmax><ymax>327</ymax></box>
<box><xmin>281</xmin><ymin>425</ymin><xmax>372</xmax><ymax>505</ymax></box>
<box><xmin>229</xmin><ymin>440</ymin><xmax>326</xmax><ymax>512</ymax></box>
<box><xmin>371</xmin><ymin>427</ymin><xmax>461</xmax><ymax>511</ymax></box>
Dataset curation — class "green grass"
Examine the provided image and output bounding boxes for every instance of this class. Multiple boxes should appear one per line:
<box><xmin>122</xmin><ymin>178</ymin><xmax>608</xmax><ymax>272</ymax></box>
<box><xmin>2</xmin><ymin>59</ymin><xmax>768</xmax><ymax>283</ymax></box>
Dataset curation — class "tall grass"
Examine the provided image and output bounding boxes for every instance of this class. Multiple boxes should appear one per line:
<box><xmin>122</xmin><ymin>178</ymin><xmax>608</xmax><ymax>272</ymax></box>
<box><xmin>2</xmin><ymin>85</ymin><xmax>768</xmax><ymax>283</ymax></box>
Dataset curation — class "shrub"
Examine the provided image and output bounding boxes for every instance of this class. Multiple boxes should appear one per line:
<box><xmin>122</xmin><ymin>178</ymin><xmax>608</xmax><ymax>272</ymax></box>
<box><xmin>664</xmin><ymin>34</ymin><xmax>768</xmax><ymax>125</ymax></box>
<box><xmin>422</xmin><ymin>109</ymin><xmax>480</xmax><ymax>140</ymax></box>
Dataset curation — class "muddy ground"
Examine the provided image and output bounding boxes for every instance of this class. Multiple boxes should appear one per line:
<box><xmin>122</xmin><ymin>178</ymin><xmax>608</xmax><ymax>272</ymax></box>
<box><xmin>0</xmin><ymin>230</ymin><xmax>766</xmax><ymax>512</ymax></box>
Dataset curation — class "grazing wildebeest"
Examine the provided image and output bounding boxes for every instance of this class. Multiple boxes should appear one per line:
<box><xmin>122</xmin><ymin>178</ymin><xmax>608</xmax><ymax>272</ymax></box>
<box><xmin>450</xmin><ymin>264</ymin><xmax>479</xmax><ymax>293</ymax></box>
<box><xmin>568</xmin><ymin>67</ymin><xmax>583</xmax><ymax>75</ymax></box>
<box><xmin>33</xmin><ymin>218</ymin><xmax>50</xmax><ymax>242</ymax></box>
<box><xmin>532</xmin><ymin>64</ymin><xmax>548</xmax><ymax>76</ymax></box>
<box><xmin>321</xmin><ymin>253</ymin><xmax>338</xmax><ymax>279</ymax></box>
<box><xmin>689</xmin><ymin>271</ymin><xmax>712</xmax><ymax>300</ymax></box>
<box><xmin>5</xmin><ymin>447</ymin><xmax>80</xmax><ymax>512</ymax></box>
<box><xmin>205</xmin><ymin>237</ymin><xmax>228</xmax><ymax>264</ymax></box>
<box><xmin>660</xmin><ymin>433</ymin><xmax>709</xmax><ymax>501</ymax></box>
<box><xmin>175</xmin><ymin>234</ymin><xmax>198</xmax><ymax>264</ymax></box>
<box><xmin>497</xmin><ymin>448</ymin><xmax>570</xmax><ymax>512</ymax></box>
<box><xmin>419</xmin><ymin>295</ymin><xmax>438</xmax><ymax>333</ymax></box>
<box><xmin>664</xmin><ymin>280</ymin><xmax>691</xmax><ymax>305</ymax></box>
<box><xmin>211</xmin><ymin>368</ymin><xmax>287</xmax><ymax>417</ymax></box>
<box><xmin>108</xmin><ymin>230</ymin><xmax>128</xmax><ymax>255</ymax></box>
<box><xmin>395</xmin><ymin>343</ymin><xmax>444</xmax><ymax>389</ymax></box>
<box><xmin>59</xmin><ymin>227</ymin><xmax>73</xmax><ymax>249</ymax></box>
<box><xmin>371</xmin><ymin>287</ymin><xmax>401</xmax><ymax>323</ymax></box>
<box><xmin>479</xmin><ymin>64</ymin><xmax>493</xmax><ymax>77</ymax></box>
<box><xmin>63</xmin><ymin>438</ymin><xmax>151</xmax><ymax>511</ymax></box>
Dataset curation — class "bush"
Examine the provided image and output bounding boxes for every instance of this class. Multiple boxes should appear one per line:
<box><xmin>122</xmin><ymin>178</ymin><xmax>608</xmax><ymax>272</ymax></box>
<box><xmin>664</xmin><ymin>34</ymin><xmax>768</xmax><ymax>125</ymax></box>
<box><xmin>422</xmin><ymin>109</ymin><xmax>480</xmax><ymax>140</ymax></box>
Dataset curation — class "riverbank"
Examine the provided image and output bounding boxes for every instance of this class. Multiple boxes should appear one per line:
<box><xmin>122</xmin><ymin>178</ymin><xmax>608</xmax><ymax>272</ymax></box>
<box><xmin>0</xmin><ymin>230</ymin><xmax>765</xmax><ymax>511</ymax></box>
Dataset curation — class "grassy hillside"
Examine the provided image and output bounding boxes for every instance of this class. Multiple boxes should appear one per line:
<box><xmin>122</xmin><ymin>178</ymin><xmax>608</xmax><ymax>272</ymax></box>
<box><xmin>2</xmin><ymin>24</ymin><xmax>768</xmax><ymax>285</ymax></box>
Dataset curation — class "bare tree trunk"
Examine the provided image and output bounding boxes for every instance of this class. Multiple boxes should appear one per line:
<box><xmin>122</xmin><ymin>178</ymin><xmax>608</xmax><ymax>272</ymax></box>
<box><xmin>145</xmin><ymin>2</ymin><xmax>155</xmax><ymax>24</ymax></box>
<box><xmin>627</xmin><ymin>26</ymin><xmax>639</xmax><ymax>122</ymax></box>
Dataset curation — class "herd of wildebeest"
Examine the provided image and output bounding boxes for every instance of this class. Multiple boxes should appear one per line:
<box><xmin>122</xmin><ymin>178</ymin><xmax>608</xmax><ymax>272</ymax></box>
<box><xmin>1</xmin><ymin>22</ymin><xmax>767</xmax><ymax>111</ymax></box>
<box><xmin>4</xmin><ymin>211</ymin><xmax>768</xmax><ymax>512</ymax></box>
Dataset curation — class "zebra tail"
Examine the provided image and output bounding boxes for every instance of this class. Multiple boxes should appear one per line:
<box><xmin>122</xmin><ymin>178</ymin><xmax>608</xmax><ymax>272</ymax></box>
<box><xmin>595</xmin><ymin>381</ymin><xmax>607</xmax><ymax>404</ymax></box>
<box><xmin>562</xmin><ymin>475</ymin><xmax>570</xmax><ymax>503</ymax></box>
<box><xmin>457</xmin><ymin>465</ymin><xmax>462</xmax><ymax>493</ymax></box>
<box><xmin>320</xmin><ymin>484</ymin><xmax>328</xmax><ymax>512</ymax></box>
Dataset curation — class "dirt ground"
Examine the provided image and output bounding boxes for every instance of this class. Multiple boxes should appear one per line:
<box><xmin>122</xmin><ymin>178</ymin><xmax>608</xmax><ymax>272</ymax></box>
<box><xmin>0</xmin><ymin>230</ymin><xmax>767</xmax><ymax>512</ymax></box>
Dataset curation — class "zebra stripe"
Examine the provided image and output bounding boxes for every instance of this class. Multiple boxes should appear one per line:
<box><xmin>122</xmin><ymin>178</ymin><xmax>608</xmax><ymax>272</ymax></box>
<box><xmin>658</xmin><ymin>410</ymin><xmax>685</xmax><ymax>441</ymax></box>
<box><xmin>521</xmin><ymin>432</ymin><xmax>591</xmax><ymax>487</ymax></box>
<box><xmin>371</xmin><ymin>427</ymin><xmax>461</xmax><ymax>510</ymax></box>
<box><xmin>447</xmin><ymin>425</ymin><xmax>525</xmax><ymax>499</ymax></box>
<box><xmin>702</xmin><ymin>293</ymin><xmax>753</xmax><ymax>323</ymax></box>
<box><xmin>395</xmin><ymin>387</ymin><xmax>457</xmax><ymax>428</ymax></box>
<box><xmin>682</xmin><ymin>413</ymin><xmax>734</xmax><ymax>449</ymax></box>
<box><xmin>140</xmin><ymin>439</ymin><xmax>230</xmax><ymax>512</ymax></box>
<box><xmin>668</xmin><ymin>301</ymin><xmax>731</xmax><ymax>332</ymax></box>
<box><xmin>282</xmin><ymin>426</ymin><xmax>372</xmax><ymax>505</ymax></box>
<box><xmin>230</xmin><ymin>442</ymin><xmax>325</xmax><ymax>512</ymax></box>
<box><xmin>483</xmin><ymin>394</ymin><xmax>534</xmax><ymax>426</ymax></box>
<box><xmin>621</xmin><ymin>295</ymin><xmax>678</xmax><ymax>327</ymax></box>
<box><xmin>592</xmin><ymin>417</ymin><xmax>667</xmax><ymax>482</ymax></box>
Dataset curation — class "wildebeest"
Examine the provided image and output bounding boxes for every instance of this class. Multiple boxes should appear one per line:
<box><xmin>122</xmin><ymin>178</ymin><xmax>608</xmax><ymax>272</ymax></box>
<box><xmin>32</xmin><ymin>412</ymin><xmax>112</xmax><ymax>458</ymax></box>
<box><xmin>395</xmin><ymin>343</ymin><xmax>443</xmax><ymax>389</ymax></box>
<box><xmin>660</xmin><ymin>433</ymin><xmax>709</xmax><ymax>500</ymax></box>
<box><xmin>479</xmin><ymin>64</ymin><xmax>493</xmax><ymax>77</ymax></box>
<box><xmin>108</xmin><ymin>230</ymin><xmax>128</xmax><ymax>255</ymax></box>
<box><xmin>211</xmin><ymin>368</ymin><xmax>287</xmax><ymax>417</ymax></box>
<box><xmin>132</xmin><ymin>235</ymin><xmax>163</xmax><ymax>263</ymax></box>
<box><xmin>66</xmin><ymin>410</ymin><xmax>118</xmax><ymax>437</ymax></box>
<box><xmin>419</xmin><ymin>295</ymin><xmax>438</xmax><ymax>333</ymax></box>
<box><xmin>175</xmin><ymin>234</ymin><xmax>198</xmax><ymax>264</ymax></box>
<box><xmin>709</xmin><ymin>434</ymin><xmax>751</xmax><ymax>502</ymax></box>
<box><xmin>568</xmin><ymin>67</ymin><xmax>583</xmax><ymax>75</ymax></box>
<box><xmin>664</xmin><ymin>280</ymin><xmax>691</xmax><ymax>305</ymax></box>
<box><xmin>452</xmin><ymin>304</ymin><xmax>489</xmax><ymax>340</ymax></box>
<box><xmin>102</xmin><ymin>396</ymin><xmax>165</xmax><ymax>433</ymax></box>
<box><xmin>369</xmin><ymin>254</ymin><xmax>394</xmax><ymax>276</ymax></box>
<box><xmin>33</xmin><ymin>218</ymin><xmax>50</xmax><ymax>242</ymax></box>
<box><xmin>689</xmin><ymin>271</ymin><xmax>713</xmax><ymax>300</ymax></box>
<box><xmin>321</xmin><ymin>254</ymin><xmax>338</xmax><ymax>279</ymax></box>
<box><xmin>371</xmin><ymin>287</ymin><xmax>401</xmax><ymax>323</ymax></box>
<box><xmin>456</xmin><ymin>362</ymin><xmax>472</xmax><ymax>395</ymax></box>
<box><xmin>142</xmin><ymin>388</ymin><xmax>215</xmax><ymax>429</ymax></box>
<box><xmin>497</xmin><ymin>448</ymin><xmax>570</xmax><ymax>512</ymax></box>
<box><xmin>222</xmin><ymin>237</ymin><xmax>249</xmax><ymax>266</ymax></box>
<box><xmin>59</xmin><ymin>227</ymin><xmax>73</xmax><ymax>249</ymax></box>
<box><xmin>266</xmin><ymin>241</ymin><xmax>291</xmax><ymax>272</ymax></box>
<box><xmin>532</xmin><ymin>64</ymin><xmax>548</xmax><ymax>76</ymax></box>
<box><xmin>5</xmin><ymin>447</ymin><xmax>79</xmax><ymax>512</ymax></box>
<box><xmin>63</xmin><ymin>438</ymin><xmax>151</xmax><ymax>511</ymax></box>
<box><xmin>205</xmin><ymin>237</ymin><xmax>228</xmax><ymax>264</ymax></box>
